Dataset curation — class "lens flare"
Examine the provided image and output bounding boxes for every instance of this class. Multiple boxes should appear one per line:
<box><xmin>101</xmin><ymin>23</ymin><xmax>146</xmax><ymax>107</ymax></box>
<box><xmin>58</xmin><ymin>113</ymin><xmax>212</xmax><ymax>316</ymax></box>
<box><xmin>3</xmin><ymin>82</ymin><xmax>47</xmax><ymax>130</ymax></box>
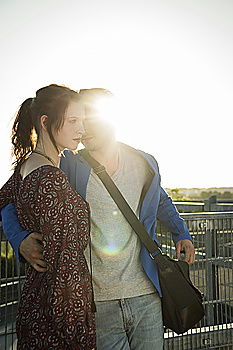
<box><xmin>92</xmin><ymin>95</ymin><xmax>118</xmax><ymax>127</ymax></box>
<box><xmin>91</xmin><ymin>210</ymin><xmax>128</xmax><ymax>256</ymax></box>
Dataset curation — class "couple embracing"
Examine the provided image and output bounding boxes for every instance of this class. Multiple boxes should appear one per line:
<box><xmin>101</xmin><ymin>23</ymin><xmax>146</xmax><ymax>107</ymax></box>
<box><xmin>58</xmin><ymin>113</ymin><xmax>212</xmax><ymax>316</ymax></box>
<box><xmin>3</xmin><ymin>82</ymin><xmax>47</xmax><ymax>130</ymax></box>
<box><xmin>0</xmin><ymin>84</ymin><xmax>194</xmax><ymax>349</ymax></box>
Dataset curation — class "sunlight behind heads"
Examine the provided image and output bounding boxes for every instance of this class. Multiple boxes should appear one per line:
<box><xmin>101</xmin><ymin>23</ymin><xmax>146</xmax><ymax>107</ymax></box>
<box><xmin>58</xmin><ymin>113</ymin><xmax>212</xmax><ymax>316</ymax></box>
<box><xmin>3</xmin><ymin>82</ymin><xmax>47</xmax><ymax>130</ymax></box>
<box><xmin>81</xmin><ymin>90</ymin><xmax>136</xmax><ymax>142</ymax></box>
<box><xmin>80</xmin><ymin>88</ymin><xmax>119</xmax><ymax>130</ymax></box>
<box><xmin>93</xmin><ymin>95</ymin><xmax>117</xmax><ymax>125</ymax></box>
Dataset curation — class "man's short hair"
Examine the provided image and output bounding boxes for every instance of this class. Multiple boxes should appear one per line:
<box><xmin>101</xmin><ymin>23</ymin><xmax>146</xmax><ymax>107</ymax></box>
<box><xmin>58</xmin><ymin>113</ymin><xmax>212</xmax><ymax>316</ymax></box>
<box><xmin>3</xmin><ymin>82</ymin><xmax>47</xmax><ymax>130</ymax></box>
<box><xmin>79</xmin><ymin>88</ymin><xmax>113</xmax><ymax>116</ymax></box>
<box><xmin>79</xmin><ymin>88</ymin><xmax>113</xmax><ymax>102</ymax></box>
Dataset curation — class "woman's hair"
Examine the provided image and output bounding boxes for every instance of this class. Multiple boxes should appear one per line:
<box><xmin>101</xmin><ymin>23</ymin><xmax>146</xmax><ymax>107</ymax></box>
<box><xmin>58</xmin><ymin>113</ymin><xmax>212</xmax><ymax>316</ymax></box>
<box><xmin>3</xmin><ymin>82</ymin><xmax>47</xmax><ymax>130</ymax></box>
<box><xmin>12</xmin><ymin>84</ymin><xmax>79</xmax><ymax>167</ymax></box>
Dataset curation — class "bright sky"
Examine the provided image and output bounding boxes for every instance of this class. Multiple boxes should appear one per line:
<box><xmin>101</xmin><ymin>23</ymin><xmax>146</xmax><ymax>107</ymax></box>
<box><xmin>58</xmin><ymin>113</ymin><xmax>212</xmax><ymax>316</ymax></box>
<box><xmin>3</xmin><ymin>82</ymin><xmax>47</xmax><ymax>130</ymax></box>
<box><xmin>1</xmin><ymin>0</ymin><xmax>232</xmax><ymax>188</ymax></box>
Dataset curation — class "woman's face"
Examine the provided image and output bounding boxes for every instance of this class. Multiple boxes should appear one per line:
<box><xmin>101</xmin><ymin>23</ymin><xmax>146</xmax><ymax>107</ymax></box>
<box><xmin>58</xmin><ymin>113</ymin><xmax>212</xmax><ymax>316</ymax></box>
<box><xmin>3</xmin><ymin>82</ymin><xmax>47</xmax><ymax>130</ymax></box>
<box><xmin>54</xmin><ymin>101</ymin><xmax>85</xmax><ymax>151</ymax></box>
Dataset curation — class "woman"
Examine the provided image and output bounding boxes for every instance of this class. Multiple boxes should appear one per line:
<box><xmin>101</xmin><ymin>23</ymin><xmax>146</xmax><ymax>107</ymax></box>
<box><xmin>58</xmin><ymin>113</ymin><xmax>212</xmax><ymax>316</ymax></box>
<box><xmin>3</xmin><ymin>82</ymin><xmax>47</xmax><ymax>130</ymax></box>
<box><xmin>0</xmin><ymin>84</ymin><xmax>96</xmax><ymax>349</ymax></box>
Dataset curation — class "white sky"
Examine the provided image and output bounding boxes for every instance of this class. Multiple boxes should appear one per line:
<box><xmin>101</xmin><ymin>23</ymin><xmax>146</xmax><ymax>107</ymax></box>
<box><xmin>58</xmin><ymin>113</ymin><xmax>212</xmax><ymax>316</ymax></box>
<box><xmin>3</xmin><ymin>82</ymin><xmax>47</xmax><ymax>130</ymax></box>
<box><xmin>0</xmin><ymin>0</ymin><xmax>232</xmax><ymax>188</ymax></box>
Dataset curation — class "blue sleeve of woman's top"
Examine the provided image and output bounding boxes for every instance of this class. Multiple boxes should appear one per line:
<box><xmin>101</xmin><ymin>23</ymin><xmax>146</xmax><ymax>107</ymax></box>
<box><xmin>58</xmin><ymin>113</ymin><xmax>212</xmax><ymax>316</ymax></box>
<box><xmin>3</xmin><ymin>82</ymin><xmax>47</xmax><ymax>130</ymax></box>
<box><xmin>1</xmin><ymin>203</ymin><xmax>29</xmax><ymax>262</ymax></box>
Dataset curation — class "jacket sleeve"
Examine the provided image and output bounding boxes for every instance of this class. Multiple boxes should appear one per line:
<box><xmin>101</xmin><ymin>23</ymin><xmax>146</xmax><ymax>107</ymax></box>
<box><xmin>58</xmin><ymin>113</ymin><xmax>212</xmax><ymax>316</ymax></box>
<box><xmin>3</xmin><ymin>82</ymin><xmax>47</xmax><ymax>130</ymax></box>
<box><xmin>36</xmin><ymin>168</ymin><xmax>93</xmax><ymax>346</ymax></box>
<box><xmin>143</xmin><ymin>152</ymin><xmax>192</xmax><ymax>244</ymax></box>
<box><xmin>157</xmin><ymin>187</ymin><xmax>192</xmax><ymax>244</ymax></box>
<box><xmin>0</xmin><ymin>175</ymin><xmax>29</xmax><ymax>262</ymax></box>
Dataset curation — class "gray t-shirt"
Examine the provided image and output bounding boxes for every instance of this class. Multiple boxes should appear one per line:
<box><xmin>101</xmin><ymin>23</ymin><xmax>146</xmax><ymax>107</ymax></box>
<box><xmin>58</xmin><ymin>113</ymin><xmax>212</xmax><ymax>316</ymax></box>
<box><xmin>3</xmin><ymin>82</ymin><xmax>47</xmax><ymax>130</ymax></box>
<box><xmin>85</xmin><ymin>145</ymin><xmax>155</xmax><ymax>301</ymax></box>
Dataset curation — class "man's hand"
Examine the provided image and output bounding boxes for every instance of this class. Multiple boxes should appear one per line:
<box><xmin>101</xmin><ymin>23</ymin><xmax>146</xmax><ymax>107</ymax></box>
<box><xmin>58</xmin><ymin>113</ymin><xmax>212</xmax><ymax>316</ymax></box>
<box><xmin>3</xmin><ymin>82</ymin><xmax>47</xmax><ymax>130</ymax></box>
<box><xmin>176</xmin><ymin>239</ymin><xmax>195</xmax><ymax>265</ymax></box>
<box><xmin>19</xmin><ymin>232</ymin><xmax>47</xmax><ymax>272</ymax></box>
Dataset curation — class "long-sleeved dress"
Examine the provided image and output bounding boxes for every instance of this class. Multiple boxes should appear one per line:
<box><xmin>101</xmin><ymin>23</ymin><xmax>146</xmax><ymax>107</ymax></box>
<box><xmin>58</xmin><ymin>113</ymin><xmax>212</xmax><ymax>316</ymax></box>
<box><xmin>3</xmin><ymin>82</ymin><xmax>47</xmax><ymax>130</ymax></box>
<box><xmin>0</xmin><ymin>165</ymin><xmax>96</xmax><ymax>350</ymax></box>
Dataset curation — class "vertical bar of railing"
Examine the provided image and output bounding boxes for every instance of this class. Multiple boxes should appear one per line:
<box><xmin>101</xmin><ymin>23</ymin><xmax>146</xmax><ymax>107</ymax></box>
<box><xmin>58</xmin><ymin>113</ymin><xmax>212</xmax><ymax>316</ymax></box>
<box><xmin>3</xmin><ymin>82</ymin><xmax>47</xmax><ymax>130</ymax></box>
<box><xmin>5</xmin><ymin>238</ymin><xmax>9</xmax><ymax>350</ymax></box>
<box><xmin>10</xmin><ymin>244</ymin><xmax>15</xmax><ymax>350</ymax></box>
<box><xmin>0</xmin><ymin>227</ymin><xmax>4</xmax><ymax>350</ymax></box>
<box><xmin>215</xmin><ymin>218</ymin><xmax>220</xmax><ymax>346</ymax></box>
<box><xmin>205</xmin><ymin>219</ymin><xmax>215</xmax><ymax>326</ymax></box>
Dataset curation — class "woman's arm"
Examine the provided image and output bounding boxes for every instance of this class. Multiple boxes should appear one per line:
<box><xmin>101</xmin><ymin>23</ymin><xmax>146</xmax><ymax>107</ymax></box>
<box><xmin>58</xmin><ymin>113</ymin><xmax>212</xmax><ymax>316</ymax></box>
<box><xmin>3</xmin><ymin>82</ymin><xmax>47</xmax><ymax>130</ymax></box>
<box><xmin>0</xmin><ymin>174</ymin><xmax>15</xmax><ymax>210</ymax></box>
<box><xmin>0</xmin><ymin>173</ymin><xmax>47</xmax><ymax>269</ymax></box>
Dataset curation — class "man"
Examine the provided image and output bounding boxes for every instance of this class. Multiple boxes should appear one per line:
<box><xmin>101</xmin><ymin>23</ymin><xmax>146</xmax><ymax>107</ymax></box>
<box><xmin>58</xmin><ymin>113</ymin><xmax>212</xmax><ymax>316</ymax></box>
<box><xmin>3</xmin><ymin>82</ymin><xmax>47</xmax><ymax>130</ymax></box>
<box><xmin>1</xmin><ymin>88</ymin><xmax>195</xmax><ymax>350</ymax></box>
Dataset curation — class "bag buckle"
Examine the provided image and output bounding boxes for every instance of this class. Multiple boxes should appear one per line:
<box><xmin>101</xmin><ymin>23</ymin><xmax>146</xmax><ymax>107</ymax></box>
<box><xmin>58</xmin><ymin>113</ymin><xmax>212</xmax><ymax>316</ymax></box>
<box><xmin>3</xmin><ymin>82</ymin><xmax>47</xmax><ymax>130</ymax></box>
<box><xmin>149</xmin><ymin>247</ymin><xmax>162</xmax><ymax>260</ymax></box>
<box><xmin>93</xmin><ymin>165</ymin><xmax>106</xmax><ymax>175</ymax></box>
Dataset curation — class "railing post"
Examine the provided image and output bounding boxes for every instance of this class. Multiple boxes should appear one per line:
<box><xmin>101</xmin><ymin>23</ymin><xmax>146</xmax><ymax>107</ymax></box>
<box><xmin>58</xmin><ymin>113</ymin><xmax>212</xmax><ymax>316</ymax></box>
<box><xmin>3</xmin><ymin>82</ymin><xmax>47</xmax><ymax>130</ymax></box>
<box><xmin>204</xmin><ymin>195</ymin><xmax>217</xmax><ymax>212</ymax></box>
<box><xmin>205</xmin><ymin>220</ymin><xmax>217</xmax><ymax>325</ymax></box>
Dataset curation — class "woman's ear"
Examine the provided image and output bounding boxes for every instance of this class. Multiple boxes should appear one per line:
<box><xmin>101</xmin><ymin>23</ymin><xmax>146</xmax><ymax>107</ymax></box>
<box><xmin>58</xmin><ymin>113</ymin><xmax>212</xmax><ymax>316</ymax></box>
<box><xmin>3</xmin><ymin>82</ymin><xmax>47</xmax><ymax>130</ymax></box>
<box><xmin>40</xmin><ymin>115</ymin><xmax>48</xmax><ymax>131</ymax></box>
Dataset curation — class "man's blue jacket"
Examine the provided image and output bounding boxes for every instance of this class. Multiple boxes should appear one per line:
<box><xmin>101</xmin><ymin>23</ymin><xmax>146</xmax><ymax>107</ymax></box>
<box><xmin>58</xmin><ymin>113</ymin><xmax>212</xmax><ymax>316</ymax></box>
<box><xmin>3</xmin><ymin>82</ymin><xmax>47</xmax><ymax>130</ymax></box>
<box><xmin>1</xmin><ymin>144</ymin><xmax>192</xmax><ymax>296</ymax></box>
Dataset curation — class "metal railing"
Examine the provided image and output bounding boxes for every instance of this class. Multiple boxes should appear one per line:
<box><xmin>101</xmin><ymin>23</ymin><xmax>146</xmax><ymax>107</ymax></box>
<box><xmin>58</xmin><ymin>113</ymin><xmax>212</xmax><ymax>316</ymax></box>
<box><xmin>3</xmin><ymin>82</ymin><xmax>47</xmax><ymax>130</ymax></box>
<box><xmin>157</xmin><ymin>212</ymin><xmax>233</xmax><ymax>350</ymax></box>
<box><xmin>1</xmin><ymin>212</ymin><xmax>233</xmax><ymax>350</ymax></box>
<box><xmin>174</xmin><ymin>196</ymin><xmax>233</xmax><ymax>213</ymax></box>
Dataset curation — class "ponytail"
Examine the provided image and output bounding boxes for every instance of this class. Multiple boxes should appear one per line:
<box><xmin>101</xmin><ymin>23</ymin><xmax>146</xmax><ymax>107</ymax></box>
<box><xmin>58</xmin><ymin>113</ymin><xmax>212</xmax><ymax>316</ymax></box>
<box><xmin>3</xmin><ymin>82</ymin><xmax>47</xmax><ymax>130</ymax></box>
<box><xmin>12</xmin><ymin>97</ymin><xmax>36</xmax><ymax>167</ymax></box>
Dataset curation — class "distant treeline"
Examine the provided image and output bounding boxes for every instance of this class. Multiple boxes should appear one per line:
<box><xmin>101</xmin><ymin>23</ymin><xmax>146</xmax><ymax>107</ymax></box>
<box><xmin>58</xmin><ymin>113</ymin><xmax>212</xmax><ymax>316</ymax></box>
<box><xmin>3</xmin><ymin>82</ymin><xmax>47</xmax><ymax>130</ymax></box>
<box><xmin>166</xmin><ymin>188</ymin><xmax>233</xmax><ymax>201</ymax></box>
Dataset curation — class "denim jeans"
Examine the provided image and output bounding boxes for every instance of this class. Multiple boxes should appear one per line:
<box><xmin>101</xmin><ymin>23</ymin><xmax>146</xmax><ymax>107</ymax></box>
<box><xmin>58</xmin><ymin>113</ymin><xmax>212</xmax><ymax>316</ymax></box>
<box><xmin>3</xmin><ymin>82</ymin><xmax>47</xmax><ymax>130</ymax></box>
<box><xmin>95</xmin><ymin>293</ymin><xmax>164</xmax><ymax>350</ymax></box>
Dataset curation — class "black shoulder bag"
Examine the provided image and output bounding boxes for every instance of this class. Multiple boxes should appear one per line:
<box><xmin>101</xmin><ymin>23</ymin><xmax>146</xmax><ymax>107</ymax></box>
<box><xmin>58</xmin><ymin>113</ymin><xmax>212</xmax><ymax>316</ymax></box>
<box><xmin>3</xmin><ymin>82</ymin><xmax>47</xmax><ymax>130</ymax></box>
<box><xmin>80</xmin><ymin>149</ymin><xmax>205</xmax><ymax>334</ymax></box>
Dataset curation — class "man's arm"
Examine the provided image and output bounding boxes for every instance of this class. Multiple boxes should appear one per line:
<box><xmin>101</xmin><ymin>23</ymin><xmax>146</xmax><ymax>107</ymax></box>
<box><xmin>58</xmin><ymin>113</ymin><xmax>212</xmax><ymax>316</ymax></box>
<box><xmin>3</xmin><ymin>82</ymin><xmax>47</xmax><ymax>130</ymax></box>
<box><xmin>157</xmin><ymin>187</ymin><xmax>195</xmax><ymax>264</ymax></box>
<box><xmin>1</xmin><ymin>203</ymin><xmax>47</xmax><ymax>271</ymax></box>
<box><xmin>1</xmin><ymin>203</ymin><xmax>29</xmax><ymax>261</ymax></box>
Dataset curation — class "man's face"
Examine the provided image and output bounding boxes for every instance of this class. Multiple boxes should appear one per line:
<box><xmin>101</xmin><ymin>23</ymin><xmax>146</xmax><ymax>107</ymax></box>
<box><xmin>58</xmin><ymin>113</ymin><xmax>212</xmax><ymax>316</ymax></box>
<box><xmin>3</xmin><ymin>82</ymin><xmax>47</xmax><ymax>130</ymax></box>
<box><xmin>82</xmin><ymin>104</ymin><xmax>115</xmax><ymax>151</ymax></box>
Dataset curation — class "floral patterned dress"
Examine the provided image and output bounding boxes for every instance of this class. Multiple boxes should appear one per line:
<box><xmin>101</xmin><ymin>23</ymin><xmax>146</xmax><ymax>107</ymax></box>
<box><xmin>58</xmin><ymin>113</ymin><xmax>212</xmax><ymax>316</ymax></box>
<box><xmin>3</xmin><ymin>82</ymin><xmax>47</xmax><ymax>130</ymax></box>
<box><xmin>0</xmin><ymin>165</ymin><xmax>96</xmax><ymax>350</ymax></box>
